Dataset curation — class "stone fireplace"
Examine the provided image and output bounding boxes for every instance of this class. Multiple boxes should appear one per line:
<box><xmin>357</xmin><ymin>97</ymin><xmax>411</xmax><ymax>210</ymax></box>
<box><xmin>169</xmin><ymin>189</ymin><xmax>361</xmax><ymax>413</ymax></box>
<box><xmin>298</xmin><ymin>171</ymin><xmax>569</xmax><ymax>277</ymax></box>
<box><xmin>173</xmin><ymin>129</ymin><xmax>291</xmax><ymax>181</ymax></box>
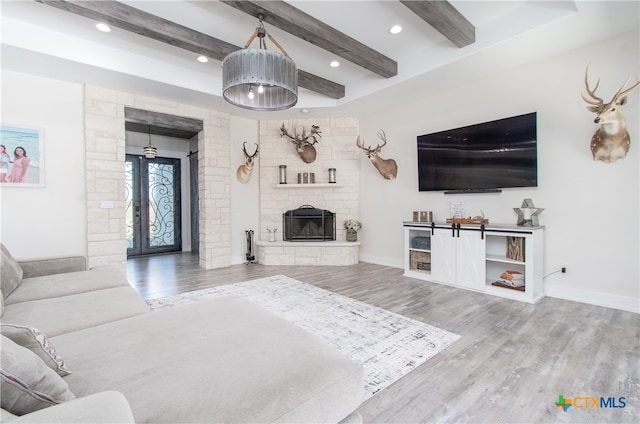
<box><xmin>256</xmin><ymin>118</ymin><xmax>361</xmax><ymax>266</ymax></box>
<box><xmin>283</xmin><ymin>205</ymin><xmax>336</xmax><ymax>241</ymax></box>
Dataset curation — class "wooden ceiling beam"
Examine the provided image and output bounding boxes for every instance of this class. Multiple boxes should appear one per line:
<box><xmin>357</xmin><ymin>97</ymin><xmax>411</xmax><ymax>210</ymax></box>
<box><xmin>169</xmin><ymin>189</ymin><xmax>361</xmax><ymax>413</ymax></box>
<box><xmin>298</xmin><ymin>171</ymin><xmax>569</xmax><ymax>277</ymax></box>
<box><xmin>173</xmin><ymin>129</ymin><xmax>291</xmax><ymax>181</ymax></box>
<box><xmin>400</xmin><ymin>0</ymin><xmax>475</xmax><ymax>48</ymax></box>
<box><xmin>220</xmin><ymin>0</ymin><xmax>398</xmax><ymax>79</ymax></box>
<box><xmin>125</xmin><ymin>107</ymin><xmax>203</xmax><ymax>139</ymax></box>
<box><xmin>35</xmin><ymin>0</ymin><xmax>345</xmax><ymax>99</ymax></box>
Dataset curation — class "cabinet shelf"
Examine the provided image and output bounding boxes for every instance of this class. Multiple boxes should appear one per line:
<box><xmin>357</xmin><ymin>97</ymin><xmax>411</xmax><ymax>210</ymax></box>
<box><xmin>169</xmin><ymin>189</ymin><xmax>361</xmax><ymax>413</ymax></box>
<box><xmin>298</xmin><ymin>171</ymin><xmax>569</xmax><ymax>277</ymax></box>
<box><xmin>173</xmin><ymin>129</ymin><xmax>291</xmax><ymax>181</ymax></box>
<box><xmin>485</xmin><ymin>254</ymin><xmax>525</xmax><ymax>265</ymax></box>
<box><xmin>409</xmin><ymin>247</ymin><xmax>431</xmax><ymax>254</ymax></box>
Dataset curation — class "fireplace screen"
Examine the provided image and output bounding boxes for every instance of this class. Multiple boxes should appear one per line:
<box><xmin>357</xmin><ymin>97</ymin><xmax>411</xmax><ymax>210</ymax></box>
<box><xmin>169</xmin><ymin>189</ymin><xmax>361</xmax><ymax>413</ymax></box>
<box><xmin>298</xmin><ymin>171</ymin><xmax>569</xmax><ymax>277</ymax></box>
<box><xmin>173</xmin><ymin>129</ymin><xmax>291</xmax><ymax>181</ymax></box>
<box><xmin>283</xmin><ymin>205</ymin><xmax>336</xmax><ymax>241</ymax></box>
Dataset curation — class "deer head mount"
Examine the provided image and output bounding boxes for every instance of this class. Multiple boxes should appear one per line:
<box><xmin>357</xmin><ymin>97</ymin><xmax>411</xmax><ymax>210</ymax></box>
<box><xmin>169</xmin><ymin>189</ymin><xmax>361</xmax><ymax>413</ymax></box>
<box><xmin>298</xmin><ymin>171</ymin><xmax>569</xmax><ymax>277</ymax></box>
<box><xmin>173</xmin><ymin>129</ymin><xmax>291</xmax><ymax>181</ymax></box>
<box><xmin>582</xmin><ymin>65</ymin><xmax>640</xmax><ymax>163</ymax></box>
<box><xmin>356</xmin><ymin>130</ymin><xmax>398</xmax><ymax>180</ymax></box>
<box><xmin>280</xmin><ymin>123</ymin><xmax>321</xmax><ymax>163</ymax></box>
<box><xmin>236</xmin><ymin>142</ymin><xmax>259</xmax><ymax>183</ymax></box>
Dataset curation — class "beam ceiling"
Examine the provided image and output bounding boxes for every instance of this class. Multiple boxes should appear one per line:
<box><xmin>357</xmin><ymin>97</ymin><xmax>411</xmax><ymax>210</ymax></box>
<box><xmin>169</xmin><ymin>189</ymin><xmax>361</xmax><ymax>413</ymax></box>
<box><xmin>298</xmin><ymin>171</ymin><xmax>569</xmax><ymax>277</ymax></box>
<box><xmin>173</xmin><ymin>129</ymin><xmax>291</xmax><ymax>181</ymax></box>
<box><xmin>33</xmin><ymin>0</ymin><xmax>475</xmax><ymax>101</ymax></box>
<box><xmin>34</xmin><ymin>0</ymin><xmax>345</xmax><ymax>99</ymax></box>
<box><xmin>220</xmin><ymin>0</ymin><xmax>398</xmax><ymax>79</ymax></box>
<box><xmin>400</xmin><ymin>0</ymin><xmax>475</xmax><ymax>48</ymax></box>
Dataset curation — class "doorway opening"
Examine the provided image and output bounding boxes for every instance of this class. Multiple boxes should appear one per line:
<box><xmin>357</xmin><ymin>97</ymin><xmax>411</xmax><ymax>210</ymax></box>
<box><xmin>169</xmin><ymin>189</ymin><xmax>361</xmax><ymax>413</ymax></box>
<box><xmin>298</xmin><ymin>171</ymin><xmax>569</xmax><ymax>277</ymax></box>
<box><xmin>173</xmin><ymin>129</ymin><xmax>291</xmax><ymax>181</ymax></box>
<box><xmin>124</xmin><ymin>107</ymin><xmax>203</xmax><ymax>259</ymax></box>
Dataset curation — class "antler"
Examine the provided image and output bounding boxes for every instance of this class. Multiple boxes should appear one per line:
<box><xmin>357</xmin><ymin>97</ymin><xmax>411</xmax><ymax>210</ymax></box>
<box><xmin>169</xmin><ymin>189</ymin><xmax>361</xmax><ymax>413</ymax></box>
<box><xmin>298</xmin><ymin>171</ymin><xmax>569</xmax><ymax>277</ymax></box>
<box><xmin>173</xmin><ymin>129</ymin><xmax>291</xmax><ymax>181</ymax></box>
<box><xmin>241</xmin><ymin>142</ymin><xmax>259</xmax><ymax>158</ymax></box>
<box><xmin>581</xmin><ymin>65</ymin><xmax>603</xmax><ymax>106</ymax></box>
<box><xmin>356</xmin><ymin>131</ymin><xmax>388</xmax><ymax>155</ymax></box>
<box><xmin>375</xmin><ymin>130</ymin><xmax>388</xmax><ymax>153</ymax></box>
<box><xmin>280</xmin><ymin>123</ymin><xmax>298</xmax><ymax>145</ymax></box>
<box><xmin>280</xmin><ymin>123</ymin><xmax>321</xmax><ymax>146</ymax></box>
<box><xmin>611</xmin><ymin>75</ymin><xmax>640</xmax><ymax>103</ymax></box>
<box><xmin>356</xmin><ymin>135</ymin><xmax>375</xmax><ymax>155</ymax></box>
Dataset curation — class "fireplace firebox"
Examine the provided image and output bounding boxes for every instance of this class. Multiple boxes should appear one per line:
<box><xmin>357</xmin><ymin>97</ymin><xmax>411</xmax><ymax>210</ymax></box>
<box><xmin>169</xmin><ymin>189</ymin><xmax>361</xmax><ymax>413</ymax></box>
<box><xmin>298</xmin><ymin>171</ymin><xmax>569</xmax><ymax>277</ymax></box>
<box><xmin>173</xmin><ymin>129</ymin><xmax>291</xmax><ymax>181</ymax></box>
<box><xmin>283</xmin><ymin>205</ymin><xmax>336</xmax><ymax>241</ymax></box>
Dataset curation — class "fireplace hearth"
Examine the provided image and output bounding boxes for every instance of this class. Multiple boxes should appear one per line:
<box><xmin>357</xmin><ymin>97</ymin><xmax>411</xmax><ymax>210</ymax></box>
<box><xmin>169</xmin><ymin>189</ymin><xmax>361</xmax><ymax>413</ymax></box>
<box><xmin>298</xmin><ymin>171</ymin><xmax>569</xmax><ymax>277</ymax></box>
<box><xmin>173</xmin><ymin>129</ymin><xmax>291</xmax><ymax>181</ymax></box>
<box><xmin>283</xmin><ymin>205</ymin><xmax>336</xmax><ymax>241</ymax></box>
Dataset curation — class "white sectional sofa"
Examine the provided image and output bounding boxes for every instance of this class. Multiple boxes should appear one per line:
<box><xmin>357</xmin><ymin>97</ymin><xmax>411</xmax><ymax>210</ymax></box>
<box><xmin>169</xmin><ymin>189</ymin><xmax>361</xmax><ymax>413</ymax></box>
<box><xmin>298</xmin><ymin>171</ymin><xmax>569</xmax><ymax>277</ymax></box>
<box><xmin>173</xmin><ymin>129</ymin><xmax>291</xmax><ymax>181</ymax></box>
<box><xmin>0</xmin><ymin>244</ymin><xmax>364</xmax><ymax>423</ymax></box>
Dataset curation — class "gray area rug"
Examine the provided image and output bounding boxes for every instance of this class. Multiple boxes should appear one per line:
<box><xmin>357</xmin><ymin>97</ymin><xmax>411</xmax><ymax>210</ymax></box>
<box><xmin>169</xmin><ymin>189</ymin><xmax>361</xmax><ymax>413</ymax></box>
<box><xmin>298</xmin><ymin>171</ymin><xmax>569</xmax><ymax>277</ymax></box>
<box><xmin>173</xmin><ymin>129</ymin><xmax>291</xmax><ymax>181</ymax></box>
<box><xmin>147</xmin><ymin>275</ymin><xmax>460</xmax><ymax>398</ymax></box>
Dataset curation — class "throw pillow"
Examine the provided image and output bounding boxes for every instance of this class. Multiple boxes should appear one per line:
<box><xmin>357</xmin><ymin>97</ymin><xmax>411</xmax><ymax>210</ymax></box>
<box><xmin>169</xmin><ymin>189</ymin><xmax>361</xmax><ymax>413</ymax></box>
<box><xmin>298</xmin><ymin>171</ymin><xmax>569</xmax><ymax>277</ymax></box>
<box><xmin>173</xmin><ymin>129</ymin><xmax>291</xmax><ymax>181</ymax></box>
<box><xmin>1</xmin><ymin>244</ymin><xmax>23</xmax><ymax>299</ymax></box>
<box><xmin>0</xmin><ymin>324</ymin><xmax>71</xmax><ymax>376</ymax></box>
<box><xmin>0</xmin><ymin>335</ymin><xmax>76</xmax><ymax>416</ymax></box>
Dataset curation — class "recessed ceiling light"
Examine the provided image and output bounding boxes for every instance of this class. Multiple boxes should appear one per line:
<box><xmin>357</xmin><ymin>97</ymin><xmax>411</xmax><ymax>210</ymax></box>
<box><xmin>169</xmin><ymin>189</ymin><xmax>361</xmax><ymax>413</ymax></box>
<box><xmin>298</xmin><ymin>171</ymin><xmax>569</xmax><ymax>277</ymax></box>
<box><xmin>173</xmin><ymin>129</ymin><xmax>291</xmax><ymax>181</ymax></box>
<box><xmin>96</xmin><ymin>22</ymin><xmax>111</xmax><ymax>33</ymax></box>
<box><xmin>389</xmin><ymin>25</ymin><xmax>402</xmax><ymax>35</ymax></box>
<box><xmin>197</xmin><ymin>55</ymin><xmax>209</xmax><ymax>63</ymax></box>
<box><xmin>330</xmin><ymin>60</ymin><xmax>340</xmax><ymax>68</ymax></box>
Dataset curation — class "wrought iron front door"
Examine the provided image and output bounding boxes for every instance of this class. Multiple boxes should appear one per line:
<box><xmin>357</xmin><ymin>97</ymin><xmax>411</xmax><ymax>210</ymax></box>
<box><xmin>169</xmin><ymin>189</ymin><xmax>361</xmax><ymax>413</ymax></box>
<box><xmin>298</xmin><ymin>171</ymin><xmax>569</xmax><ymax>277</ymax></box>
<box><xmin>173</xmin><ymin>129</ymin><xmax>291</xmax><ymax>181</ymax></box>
<box><xmin>126</xmin><ymin>155</ymin><xmax>182</xmax><ymax>257</ymax></box>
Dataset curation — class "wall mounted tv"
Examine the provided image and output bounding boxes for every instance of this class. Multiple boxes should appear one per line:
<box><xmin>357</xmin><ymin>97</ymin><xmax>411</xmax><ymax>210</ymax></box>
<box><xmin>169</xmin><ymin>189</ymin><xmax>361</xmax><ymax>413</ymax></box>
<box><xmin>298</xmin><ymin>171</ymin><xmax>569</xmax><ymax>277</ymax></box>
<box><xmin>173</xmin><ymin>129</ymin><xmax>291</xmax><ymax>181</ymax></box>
<box><xmin>417</xmin><ymin>112</ymin><xmax>538</xmax><ymax>193</ymax></box>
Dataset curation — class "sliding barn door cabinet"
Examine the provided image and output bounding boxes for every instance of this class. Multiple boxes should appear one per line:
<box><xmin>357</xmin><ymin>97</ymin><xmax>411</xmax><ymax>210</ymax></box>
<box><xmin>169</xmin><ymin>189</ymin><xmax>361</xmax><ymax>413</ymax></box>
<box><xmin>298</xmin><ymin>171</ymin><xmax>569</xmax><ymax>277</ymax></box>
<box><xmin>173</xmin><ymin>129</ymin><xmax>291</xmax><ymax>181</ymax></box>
<box><xmin>404</xmin><ymin>222</ymin><xmax>544</xmax><ymax>303</ymax></box>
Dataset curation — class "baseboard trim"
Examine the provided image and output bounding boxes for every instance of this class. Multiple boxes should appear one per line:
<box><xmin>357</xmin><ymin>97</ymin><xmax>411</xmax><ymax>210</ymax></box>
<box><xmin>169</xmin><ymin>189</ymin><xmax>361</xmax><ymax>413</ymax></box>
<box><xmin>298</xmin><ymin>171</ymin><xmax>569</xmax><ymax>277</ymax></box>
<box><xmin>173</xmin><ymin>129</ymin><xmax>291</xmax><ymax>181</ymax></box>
<box><xmin>544</xmin><ymin>284</ymin><xmax>639</xmax><ymax>314</ymax></box>
<box><xmin>359</xmin><ymin>256</ymin><xmax>639</xmax><ymax>314</ymax></box>
<box><xmin>359</xmin><ymin>254</ymin><xmax>403</xmax><ymax>269</ymax></box>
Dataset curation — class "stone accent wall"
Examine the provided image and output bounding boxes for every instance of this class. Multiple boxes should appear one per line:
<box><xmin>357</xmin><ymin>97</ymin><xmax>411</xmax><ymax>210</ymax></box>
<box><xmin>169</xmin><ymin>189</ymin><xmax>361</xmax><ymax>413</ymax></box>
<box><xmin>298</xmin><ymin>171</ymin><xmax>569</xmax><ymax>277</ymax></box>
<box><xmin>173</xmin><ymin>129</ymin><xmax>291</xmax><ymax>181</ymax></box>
<box><xmin>84</xmin><ymin>85</ymin><xmax>230</xmax><ymax>269</ymax></box>
<box><xmin>258</xmin><ymin>117</ymin><xmax>360</xmax><ymax>245</ymax></box>
<box><xmin>197</xmin><ymin>116</ymin><xmax>232</xmax><ymax>269</ymax></box>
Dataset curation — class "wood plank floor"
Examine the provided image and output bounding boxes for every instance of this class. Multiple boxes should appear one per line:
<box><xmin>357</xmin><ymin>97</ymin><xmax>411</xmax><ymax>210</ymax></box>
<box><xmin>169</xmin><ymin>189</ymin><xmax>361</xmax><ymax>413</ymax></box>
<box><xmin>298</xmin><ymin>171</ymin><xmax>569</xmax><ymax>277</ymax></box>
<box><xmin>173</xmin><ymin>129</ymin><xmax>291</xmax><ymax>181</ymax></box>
<box><xmin>127</xmin><ymin>253</ymin><xmax>639</xmax><ymax>423</ymax></box>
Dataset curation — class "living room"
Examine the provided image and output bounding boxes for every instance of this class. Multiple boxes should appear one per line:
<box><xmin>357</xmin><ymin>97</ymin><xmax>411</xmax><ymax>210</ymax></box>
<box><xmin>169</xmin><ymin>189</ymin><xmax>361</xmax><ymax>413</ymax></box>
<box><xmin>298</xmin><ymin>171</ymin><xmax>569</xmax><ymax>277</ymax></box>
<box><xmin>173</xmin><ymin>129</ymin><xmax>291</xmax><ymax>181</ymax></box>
<box><xmin>1</xmin><ymin>1</ymin><xmax>638</xmax><ymax>422</ymax></box>
<box><xmin>2</xmin><ymin>2</ymin><xmax>638</xmax><ymax>312</ymax></box>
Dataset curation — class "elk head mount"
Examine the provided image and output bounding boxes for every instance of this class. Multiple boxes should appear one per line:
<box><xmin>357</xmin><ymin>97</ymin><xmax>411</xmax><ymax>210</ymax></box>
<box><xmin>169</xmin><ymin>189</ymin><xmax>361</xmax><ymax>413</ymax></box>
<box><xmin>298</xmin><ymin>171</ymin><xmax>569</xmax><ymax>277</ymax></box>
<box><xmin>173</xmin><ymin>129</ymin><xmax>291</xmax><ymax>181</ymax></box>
<box><xmin>356</xmin><ymin>130</ymin><xmax>398</xmax><ymax>180</ymax></box>
<box><xmin>280</xmin><ymin>123</ymin><xmax>321</xmax><ymax>163</ymax></box>
<box><xmin>582</xmin><ymin>65</ymin><xmax>640</xmax><ymax>163</ymax></box>
<box><xmin>236</xmin><ymin>142</ymin><xmax>259</xmax><ymax>183</ymax></box>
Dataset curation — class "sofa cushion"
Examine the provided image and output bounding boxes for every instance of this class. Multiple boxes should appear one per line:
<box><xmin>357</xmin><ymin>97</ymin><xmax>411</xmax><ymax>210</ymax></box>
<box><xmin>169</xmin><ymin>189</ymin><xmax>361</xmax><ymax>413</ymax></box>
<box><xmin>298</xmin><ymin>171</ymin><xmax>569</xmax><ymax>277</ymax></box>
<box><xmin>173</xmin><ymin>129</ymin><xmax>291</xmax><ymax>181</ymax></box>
<box><xmin>0</xmin><ymin>336</ymin><xmax>75</xmax><ymax>416</ymax></box>
<box><xmin>2</xmin><ymin>287</ymin><xmax>150</xmax><ymax>337</ymax></box>
<box><xmin>52</xmin><ymin>295</ymin><xmax>364</xmax><ymax>423</ymax></box>
<box><xmin>0</xmin><ymin>324</ymin><xmax>71</xmax><ymax>376</ymax></box>
<box><xmin>5</xmin><ymin>265</ymin><xmax>128</xmax><ymax>306</ymax></box>
<box><xmin>18</xmin><ymin>256</ymin><xmax>86</xmax><ymax>279</ymax></box>
<box><xmin>4</xmin><ymin>391</ymin><xmax>135</xmax><ymax>424</ymax></box>
<box><xmin>1</xmin><ymin>244</ymin><xmax>23</xmax><ymax>299</ymax></box>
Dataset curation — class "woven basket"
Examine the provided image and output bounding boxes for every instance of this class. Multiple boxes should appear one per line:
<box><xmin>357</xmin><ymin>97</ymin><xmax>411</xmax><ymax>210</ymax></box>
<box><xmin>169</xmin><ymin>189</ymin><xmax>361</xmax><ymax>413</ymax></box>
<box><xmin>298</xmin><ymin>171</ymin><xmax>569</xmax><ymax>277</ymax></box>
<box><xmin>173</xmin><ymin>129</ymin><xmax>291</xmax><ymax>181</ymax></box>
<box><xmin>410</xmin><ymin>251</ymin><xmax>431</xmax><ymax>270</ymax></box>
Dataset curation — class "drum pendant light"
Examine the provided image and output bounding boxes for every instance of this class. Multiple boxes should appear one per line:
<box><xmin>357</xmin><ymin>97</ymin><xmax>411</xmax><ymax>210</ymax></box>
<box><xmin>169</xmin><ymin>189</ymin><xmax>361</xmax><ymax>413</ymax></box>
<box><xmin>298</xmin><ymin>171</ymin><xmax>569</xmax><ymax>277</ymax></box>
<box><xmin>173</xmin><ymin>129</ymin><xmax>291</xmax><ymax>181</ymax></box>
<box><xmin>222</xmin><ymin>13</ymin><xmax>298</xmax><ymax>111</ymax></box>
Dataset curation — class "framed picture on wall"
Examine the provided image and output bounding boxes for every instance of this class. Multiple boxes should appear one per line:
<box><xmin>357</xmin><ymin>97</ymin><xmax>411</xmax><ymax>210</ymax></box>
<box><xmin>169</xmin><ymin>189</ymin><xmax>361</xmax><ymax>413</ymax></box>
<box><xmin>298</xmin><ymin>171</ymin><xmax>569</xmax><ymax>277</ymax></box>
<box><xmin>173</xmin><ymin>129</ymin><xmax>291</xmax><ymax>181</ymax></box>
<box><xmin>0</xmin><ymin>124</ymin><xmax>44</xmax><ymax>187</ymax></box>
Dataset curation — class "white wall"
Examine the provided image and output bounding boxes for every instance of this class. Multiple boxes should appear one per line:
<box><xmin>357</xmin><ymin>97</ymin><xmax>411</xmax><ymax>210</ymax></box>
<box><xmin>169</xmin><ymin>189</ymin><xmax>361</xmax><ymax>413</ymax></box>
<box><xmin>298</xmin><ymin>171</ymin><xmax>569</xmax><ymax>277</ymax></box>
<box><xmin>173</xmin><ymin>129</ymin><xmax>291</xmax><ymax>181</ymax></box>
<box><xmin>0</xmin><ymin>71</ymin><xmax>86</xmax><ymax>257</ymax></box>
<box><xmin>229</xmin><ymin>116</ymin><xmax>260</xmax><ymax>264</ymax></box>
<box><xmin>359</xmin><ymin>30</ymin><xmax>639</xmax><ymax>312</ymax></box>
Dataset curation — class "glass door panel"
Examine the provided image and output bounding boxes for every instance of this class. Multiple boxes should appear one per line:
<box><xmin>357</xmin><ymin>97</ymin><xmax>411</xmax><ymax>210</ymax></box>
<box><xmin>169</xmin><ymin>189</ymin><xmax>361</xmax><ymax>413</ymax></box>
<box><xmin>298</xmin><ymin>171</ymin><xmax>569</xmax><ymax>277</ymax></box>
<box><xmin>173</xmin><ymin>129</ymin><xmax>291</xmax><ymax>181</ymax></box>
<box><xmin>126</xmin><ymin>155</ymin><xmax>182</xmax><ymax>257</ymax></box>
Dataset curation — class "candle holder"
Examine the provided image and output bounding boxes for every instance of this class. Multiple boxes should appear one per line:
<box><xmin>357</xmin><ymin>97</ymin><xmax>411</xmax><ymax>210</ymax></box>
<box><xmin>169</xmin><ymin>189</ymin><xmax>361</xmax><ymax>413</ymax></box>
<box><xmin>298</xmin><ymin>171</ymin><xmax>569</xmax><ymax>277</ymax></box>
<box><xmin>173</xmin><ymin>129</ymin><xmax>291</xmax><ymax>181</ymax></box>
<box><xmin>328</xmin><ymin>168</ymin><xmax>336</xmax><ymax>183</ymax></box>
<box><xmin>279</xmin><ymin>165</ymin><xmax>287</xmax><ymax>184</ymax></box>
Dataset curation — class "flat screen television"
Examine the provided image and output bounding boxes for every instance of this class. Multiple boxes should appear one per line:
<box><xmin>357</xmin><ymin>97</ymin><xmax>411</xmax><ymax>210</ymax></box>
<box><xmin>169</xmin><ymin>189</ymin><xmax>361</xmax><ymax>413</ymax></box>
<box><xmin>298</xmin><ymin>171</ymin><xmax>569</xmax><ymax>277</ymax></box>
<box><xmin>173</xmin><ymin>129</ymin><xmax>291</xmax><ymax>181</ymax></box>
<box><xmin>417</xmin><ymin>112</ymin><xmax>538</xmax><ymax>193</ymax></box>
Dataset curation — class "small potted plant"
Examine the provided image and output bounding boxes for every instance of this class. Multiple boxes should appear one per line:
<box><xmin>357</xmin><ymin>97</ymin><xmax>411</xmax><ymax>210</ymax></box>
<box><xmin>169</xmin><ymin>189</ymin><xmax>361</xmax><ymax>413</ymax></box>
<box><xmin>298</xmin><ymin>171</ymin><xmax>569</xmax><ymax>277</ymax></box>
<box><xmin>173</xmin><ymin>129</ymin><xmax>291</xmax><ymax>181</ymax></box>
<box><xmin>344</xmin><ymin>219</ymin><xmax>362</xmax><ymax>242</ymax></box>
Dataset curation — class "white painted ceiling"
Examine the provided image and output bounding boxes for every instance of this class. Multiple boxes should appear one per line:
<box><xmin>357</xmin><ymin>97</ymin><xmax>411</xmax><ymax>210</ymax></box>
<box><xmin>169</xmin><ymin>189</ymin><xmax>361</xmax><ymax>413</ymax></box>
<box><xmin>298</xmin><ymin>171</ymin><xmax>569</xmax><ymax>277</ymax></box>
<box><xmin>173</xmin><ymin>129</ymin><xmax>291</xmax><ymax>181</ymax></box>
<box><xmin>1</xmin><ymin>1</ymin><xmax>638</xmax><ymax>119</ymax></box>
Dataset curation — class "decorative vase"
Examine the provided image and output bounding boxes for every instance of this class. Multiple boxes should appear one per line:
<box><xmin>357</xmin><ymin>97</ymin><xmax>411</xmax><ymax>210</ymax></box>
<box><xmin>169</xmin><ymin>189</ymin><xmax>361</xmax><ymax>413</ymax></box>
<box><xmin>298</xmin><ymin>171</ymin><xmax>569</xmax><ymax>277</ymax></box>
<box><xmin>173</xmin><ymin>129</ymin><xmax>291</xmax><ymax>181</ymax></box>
<box><xmin>267</xmin><ymin>227</ymin><xmax>277</xmax><ymax>242</ymax></box>
<box><xmin>346</xmin><ymin>229</ymin><xmax>357</xmax><ymax>242</ymax></box>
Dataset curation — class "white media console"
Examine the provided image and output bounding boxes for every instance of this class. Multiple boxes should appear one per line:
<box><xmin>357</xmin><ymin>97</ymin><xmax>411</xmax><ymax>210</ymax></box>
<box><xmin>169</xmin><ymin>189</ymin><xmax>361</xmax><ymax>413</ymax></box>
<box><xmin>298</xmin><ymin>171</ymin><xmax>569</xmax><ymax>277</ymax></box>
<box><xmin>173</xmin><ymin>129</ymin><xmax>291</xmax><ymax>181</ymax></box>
<box><xmin>403</xmin><ymin>221</ymin><xmax>544</xmax><ymax>303</ymax></box>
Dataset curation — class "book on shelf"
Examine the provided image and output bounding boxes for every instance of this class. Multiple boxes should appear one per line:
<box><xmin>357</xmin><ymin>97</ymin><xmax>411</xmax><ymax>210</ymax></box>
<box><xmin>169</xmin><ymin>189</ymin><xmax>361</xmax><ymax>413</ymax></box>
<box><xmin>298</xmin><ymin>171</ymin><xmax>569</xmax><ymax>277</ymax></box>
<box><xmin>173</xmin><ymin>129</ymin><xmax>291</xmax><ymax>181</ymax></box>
<box><xmin>491</xmin><ymin>281</ymin><xmax>525</xmax><ymax>291</ymax></box>
<box><xmin>497</xmin><ymin>270</ymin><xmax>524</xmax><ymax>287</ymax></box>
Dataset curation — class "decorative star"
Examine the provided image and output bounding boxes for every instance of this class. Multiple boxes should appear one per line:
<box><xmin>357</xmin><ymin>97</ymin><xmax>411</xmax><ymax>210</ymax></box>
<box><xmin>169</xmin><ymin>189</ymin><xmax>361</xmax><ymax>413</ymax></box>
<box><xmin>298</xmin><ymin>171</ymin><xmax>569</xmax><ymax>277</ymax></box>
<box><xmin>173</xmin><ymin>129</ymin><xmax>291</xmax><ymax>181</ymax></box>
<box><xmin>513</xmin><ymin>198</ymin><xmax>544</xmax><ymax>227</ymax></box>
